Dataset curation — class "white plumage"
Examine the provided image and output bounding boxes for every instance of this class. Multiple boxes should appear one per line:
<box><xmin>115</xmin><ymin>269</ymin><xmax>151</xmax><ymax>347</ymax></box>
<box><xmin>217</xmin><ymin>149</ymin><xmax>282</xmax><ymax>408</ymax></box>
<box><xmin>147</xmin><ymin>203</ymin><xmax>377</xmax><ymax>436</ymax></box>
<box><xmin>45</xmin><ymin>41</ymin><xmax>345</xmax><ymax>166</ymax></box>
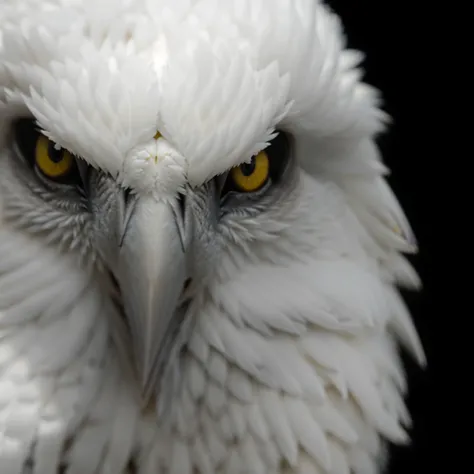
<box><xmin>0</xmin><ymin>1</ymin><xmax>425</xmax><ymax>473</ymax></box>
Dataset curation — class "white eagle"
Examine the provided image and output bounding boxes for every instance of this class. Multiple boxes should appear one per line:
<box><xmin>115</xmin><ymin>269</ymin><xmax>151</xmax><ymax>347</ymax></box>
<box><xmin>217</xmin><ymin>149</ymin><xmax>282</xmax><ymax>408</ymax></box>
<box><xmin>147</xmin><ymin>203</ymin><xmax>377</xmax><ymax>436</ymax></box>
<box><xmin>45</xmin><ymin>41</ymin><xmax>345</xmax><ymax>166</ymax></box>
<box><xmin>0</xmin><ymin>1</ymin><xmax>425</xmax><ymax>473</ymax></box>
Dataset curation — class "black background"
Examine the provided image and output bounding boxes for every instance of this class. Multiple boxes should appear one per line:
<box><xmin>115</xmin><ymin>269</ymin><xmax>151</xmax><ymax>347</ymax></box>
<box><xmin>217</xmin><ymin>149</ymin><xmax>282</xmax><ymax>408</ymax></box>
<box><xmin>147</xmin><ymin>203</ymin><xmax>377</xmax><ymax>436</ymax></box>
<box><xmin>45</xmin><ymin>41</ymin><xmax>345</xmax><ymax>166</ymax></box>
<box><xmin>325</xmin><ymin>1</ymin><xmax>448</xmax><ymax>472</ymax></box>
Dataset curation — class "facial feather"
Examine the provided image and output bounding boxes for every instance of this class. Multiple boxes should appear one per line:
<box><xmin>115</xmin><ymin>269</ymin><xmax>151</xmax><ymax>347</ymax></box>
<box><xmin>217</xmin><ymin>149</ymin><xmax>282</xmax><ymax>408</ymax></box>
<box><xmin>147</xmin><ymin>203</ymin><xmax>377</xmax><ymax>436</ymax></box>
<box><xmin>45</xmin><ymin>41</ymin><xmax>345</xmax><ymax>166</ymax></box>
<box><xmin>0</xmin><ymin>1</ymin><xmax>423</xmax><ymax>474</ymax></box>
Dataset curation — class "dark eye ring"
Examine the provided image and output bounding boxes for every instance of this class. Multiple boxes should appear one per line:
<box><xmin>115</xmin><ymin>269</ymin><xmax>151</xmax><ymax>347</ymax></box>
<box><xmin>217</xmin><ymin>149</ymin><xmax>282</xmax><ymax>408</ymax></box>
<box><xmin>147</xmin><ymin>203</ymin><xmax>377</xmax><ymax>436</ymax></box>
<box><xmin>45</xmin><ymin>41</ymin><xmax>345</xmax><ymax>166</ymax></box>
<box><xmin>13</xmin><ymin>118</ymin><xmax>82</xmax><ymax>186</ymax></box>
<box><xmin>221</xmin><ymin>130</ymin><xmax>291</xmax><ymax>197</ymax></box>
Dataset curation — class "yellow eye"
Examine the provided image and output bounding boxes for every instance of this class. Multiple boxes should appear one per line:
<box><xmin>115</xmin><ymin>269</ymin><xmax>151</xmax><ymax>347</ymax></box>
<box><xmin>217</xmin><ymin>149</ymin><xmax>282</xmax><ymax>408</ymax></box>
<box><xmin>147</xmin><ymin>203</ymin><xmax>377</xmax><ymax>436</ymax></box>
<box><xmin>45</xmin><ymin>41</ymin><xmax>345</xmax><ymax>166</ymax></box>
<box><xmin>35</xmin><ymin>135</ymin><xmax>74</xmax><ymax>179</ymax></box>
<box><xmin>230</xmin><ymin>151</ymin><xmax>270</xmax><ymax>192</ymax></box>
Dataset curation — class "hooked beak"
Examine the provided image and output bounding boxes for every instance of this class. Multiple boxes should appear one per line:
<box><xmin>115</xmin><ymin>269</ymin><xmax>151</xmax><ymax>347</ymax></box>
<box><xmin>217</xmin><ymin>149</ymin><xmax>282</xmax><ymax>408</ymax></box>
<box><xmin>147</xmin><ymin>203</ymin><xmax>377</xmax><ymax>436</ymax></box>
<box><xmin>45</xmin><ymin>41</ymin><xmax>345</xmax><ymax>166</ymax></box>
<box><xmin>115</xmin><ymin>192</ymin><xmax>193</xmax><ymax>407</ymax></box>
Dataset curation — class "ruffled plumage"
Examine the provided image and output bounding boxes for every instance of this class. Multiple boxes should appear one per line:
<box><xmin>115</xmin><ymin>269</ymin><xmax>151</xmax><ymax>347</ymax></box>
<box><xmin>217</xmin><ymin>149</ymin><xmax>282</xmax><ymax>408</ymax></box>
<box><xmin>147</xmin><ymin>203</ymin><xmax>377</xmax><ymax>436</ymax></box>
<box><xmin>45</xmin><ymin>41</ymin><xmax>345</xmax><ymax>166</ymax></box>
<box><xmin>0</xmin><ymin>1</ymin><xmax>424</xmax><ymax>473</ymax></box>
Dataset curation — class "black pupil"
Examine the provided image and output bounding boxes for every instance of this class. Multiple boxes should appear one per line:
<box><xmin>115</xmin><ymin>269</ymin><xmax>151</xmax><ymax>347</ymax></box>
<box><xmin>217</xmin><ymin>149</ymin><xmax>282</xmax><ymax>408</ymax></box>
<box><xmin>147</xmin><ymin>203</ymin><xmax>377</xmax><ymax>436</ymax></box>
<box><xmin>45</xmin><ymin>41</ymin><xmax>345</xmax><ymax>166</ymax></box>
<box><xmin>47</xmin><ymin>141</ymin><xmax>64</xmax><ymax>163</ymax></box>
<box><xmin>240</xmin><ymin>158</ymin><xmax>256</xmax><ymax>176</ymax></box>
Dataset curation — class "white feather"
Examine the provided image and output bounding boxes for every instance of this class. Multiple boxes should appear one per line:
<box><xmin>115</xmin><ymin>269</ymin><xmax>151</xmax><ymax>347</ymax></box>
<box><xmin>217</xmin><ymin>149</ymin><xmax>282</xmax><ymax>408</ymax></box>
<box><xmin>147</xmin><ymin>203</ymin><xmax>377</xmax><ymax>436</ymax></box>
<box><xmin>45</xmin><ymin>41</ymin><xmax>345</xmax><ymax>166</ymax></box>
<box><xmin>0</xmin><ymin>1</ymin><xmax>424</xmax><ymax>473</ymax></box>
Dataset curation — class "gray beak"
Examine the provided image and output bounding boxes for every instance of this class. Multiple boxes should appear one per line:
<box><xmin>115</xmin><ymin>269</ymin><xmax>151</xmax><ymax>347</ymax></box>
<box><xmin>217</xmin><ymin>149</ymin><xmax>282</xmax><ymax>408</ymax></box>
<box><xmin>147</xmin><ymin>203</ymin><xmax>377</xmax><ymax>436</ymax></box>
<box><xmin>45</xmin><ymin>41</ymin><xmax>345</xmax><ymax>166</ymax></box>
<box><xmin>89</xmin><ymin>171</ymin><xmax>220</xmax><ymax>413</ymax></box>
<box><xmin>116</xmin><ymin>193</ymin><xmax>191</xmax><ymax>405</ymax></box>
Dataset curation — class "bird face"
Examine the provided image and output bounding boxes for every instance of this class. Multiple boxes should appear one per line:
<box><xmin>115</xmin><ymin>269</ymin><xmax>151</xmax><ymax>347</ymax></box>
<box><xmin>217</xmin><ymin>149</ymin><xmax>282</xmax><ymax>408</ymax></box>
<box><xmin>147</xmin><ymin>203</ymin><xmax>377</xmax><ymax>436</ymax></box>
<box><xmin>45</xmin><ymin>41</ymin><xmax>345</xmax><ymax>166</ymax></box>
<box><xmin>0</xmin><ymin>114</ymin><xmax>309</xmax><ymax>410</ymax></box>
